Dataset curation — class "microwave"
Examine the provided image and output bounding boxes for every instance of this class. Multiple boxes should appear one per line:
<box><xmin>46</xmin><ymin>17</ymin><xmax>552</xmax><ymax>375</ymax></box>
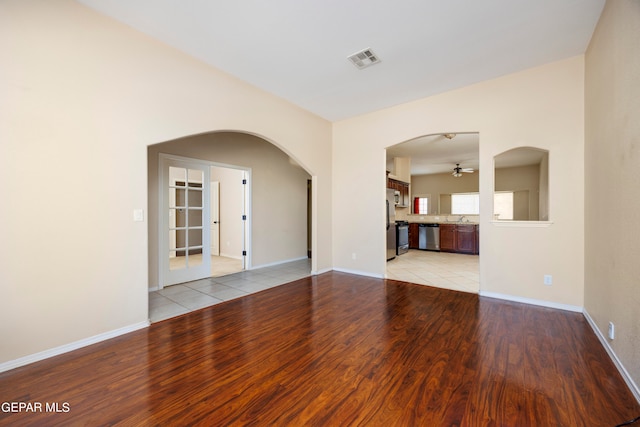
<box><xmin>394</xmin><ymin>190</ymin><xmax>401</xmax><ymax>205</ymax></box>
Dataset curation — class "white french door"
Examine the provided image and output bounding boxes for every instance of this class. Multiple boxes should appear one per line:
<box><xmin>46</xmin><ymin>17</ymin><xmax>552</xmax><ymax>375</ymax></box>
<box><xmin>160</xmin><ymin>155</ymin><xmax>211</xmax><ymax>288</ymax></box>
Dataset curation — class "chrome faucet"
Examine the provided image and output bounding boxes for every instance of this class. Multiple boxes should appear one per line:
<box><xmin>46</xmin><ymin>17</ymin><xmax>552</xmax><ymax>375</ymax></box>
<box><xmin>458</xmin><ymin>215</ymin><xmax>466</xmax><ymax>223</ymax></box>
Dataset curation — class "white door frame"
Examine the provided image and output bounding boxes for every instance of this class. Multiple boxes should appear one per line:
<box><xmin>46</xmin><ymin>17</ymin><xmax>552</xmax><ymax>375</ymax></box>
<box><xmin>240</xmin><ymin>169</ymin><xmax>250</xmax><ymax>270</ymax></box>
<box><xmin>210</xmin><ymin>181</ymin><xmax>220</xmax><ymax>256</ymax></box>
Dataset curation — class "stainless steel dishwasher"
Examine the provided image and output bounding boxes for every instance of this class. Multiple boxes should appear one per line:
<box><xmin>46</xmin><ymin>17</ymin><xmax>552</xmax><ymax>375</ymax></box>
<box><xmin>418</xmin><ymin>223</ymin><xmax>440</xmax><ymax>251</ymax></box>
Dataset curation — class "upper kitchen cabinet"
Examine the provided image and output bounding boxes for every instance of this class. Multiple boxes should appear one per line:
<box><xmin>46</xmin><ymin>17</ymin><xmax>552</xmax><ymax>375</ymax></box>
<box><xmin>386</xmin><ymin>157</ymin><xmax>411</xmax><ymax>208</ymax></box>
<box><xmin>387</xmin><ymin>177</ymin><xmax>410</xmax><ymax>208</ymax></box>
<box><xmin>494</xmin><ymin>147</ymin><xmax>549</xmax><ymax>221</ymax></box>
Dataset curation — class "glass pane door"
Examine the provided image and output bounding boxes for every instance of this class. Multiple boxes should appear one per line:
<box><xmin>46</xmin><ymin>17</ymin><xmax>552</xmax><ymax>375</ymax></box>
<box><xmin>161</xmin><ymin>157</ymin><xmax>210</xmax><ymax>287</ymax></box>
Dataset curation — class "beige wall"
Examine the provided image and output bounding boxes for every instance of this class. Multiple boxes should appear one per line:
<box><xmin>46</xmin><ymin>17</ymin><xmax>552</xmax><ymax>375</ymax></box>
<box><xmin>0</xmin><ymin>0</ymin><xmax>331</xmax><ymax>366</ymax></box>
<box><xmin>333</xmin><ymin>56</ymin><xmax>585</xmax><ymax>308</ymax></box>
<box><xmin>410</xmin><ymin>164</ymin><xmax>540</xmax><ymax>219</ymax></box>
<box><xmin>585</xmin><ymin>0</ymin><xmax>640</xmax><ymax>390</ymax></box>
<box><xmin>410</xmin><ymin>172</ymin><xmax>479</xmax><ymax>215</ymax></box>
<box><xmin>495</xmin><ymin>165</ymin><xmax>541</xmax><ymax>220</ymax></box>
<box><xmin>148</xmin><ymin>132</ymin><xmax>311</xmax><ymax>289</ymax></box>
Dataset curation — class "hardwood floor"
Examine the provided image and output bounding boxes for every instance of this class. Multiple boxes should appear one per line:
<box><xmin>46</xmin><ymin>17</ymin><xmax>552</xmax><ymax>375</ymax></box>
<box><xmin>1</xmin><ymin>272</ymin><xmax>638</xmax><ymax>426</ymax></box>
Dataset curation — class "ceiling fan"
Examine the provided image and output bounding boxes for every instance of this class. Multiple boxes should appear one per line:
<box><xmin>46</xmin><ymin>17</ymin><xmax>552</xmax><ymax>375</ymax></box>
<box><xmin>452</xmin><ymin>163</ymin><xmax>474</xmax><ymax>177</ymax></box>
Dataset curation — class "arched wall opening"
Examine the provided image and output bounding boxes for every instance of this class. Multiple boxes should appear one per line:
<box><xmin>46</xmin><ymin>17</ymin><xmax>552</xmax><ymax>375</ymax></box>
<box><xmin>147</xmin><ymin>130</ymin><xmax>314</xmax><ymax>291</ymax></box>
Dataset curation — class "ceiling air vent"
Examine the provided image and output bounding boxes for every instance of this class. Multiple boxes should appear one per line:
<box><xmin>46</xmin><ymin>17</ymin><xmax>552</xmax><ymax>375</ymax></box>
<box><xmin>347</xmin><ymin>48</ymin><xmax>381</xmax><ymax>70</ymax></box>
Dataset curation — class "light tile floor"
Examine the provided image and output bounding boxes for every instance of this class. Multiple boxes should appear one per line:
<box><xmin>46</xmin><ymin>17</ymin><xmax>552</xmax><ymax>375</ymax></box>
<box><xmin>170</xmin><ymin>254</ymin><xmax>243</xmax><ymax>277</ymax></box>
<box><xmin>151</xmin><ymin>251</ymin><xmax>479</xmax><ymax>323</ymax></box>
<box><xmin>386</xmin><ymin>249</ymin><xmax>480</xmax><ymax>293</ymax></box>
<box><xmin>149</xmin><ymin>258</ymin><xmax>312</xmax><ymax>322</ymax></box>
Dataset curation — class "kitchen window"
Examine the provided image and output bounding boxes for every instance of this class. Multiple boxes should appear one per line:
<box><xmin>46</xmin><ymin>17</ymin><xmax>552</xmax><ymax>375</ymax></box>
<box><xmin>450</xmin><ymin>192</ymin><xmax>516</xmax><ymax>218</ymax></box>
<box><xmin>413</xmin><ymin>196</ymin><xmax>429</xmax><ymax>214</ymax></box>
<box><xmin>451</xmin><ymin>193</ymin><xmax>479</xmax><ymax>215</ymax></box>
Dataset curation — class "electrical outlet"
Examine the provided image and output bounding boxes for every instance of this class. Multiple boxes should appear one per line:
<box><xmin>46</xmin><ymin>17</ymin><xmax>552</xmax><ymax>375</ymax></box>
<box><xmin>608</xmin><ymin>322</ymin><xmax>615</xmax><ymax>340</ymax></box>
<box><xmin>543</xmin><ymin>275</ymin><xmax>552</xmax><ymax>285</ymax></box>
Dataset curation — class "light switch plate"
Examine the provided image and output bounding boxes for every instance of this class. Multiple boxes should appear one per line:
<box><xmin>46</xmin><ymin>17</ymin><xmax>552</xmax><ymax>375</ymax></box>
<box><xmin>608</xmin><ymin>322</ymin><xmax>615</xmax><ymax>340</ymax></box>
<box><xmin>133</xmin><ymin>209</ymin><xmax>144</xmax><ymax>222</ymax></box>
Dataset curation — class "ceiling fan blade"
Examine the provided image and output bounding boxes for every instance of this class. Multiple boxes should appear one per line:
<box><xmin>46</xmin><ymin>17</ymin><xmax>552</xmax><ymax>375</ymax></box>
<box><xmin>462</xmin><ymin>168</ymin><xmax>474</xmax><ymax>172</ymax></box>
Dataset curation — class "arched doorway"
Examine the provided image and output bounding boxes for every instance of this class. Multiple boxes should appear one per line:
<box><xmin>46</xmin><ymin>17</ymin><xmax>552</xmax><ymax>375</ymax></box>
<box><xmin>147</xmin><ymin>131</ymin><xmax>313</xmax><ymax>321</ymax></box>
<box><xmin>385</xmin><ymin>132</ymin><xmax>480</xmax><ymax>294</ymax></box>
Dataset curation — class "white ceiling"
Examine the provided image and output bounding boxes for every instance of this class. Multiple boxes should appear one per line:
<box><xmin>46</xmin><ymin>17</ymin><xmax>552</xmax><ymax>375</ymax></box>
<box><xmin>386</xmin><ymin>133</ymin><xmax>548</xmax><ymax>175</ymax></box>
<box><xmin>77</xmin><ymin>0</ymin><xmax>604</xmax><ymax>122</ymax></box>
<box><xmin>76</xmin><ymin>0</ymin><xmax>604</xmax><ymax>175</ymax></box>
<box><xmin>386</xmin><ymin>133</ymin><xmax>480</xmax><ymax>175</ymax></box>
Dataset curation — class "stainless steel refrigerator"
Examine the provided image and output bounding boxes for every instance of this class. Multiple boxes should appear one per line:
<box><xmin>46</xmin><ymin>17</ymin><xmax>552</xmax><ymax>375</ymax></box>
<box><xmin>386</xmin><ymin>189</ymin><xmax>396</xmax><ymax>261</ymax></box>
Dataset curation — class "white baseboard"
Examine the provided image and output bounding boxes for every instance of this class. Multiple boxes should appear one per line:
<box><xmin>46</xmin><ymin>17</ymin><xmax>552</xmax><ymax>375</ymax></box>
<box><xmin>312</xmin><ymin>267</ymin><xmax>333</xmax><ymax>275</ymax></box>
<box><xmin>583</xmin><ymin>310</ymin><xmax>640</xmax><ymax>404</ymax></box>
<box><xmin>0</xmin><ymin>321</ymin><xmax>150</xmax><ymax>374</ymax></box>
<box><xmin>479</xmin><ymin>291</ymin><xmax>583</xmax><ymax>313</ymax></box>
<box><xmin>332</xmin><ymin>267</ymin><xmax>384</xmax><ymax>279</ymax></box>
<box><xmin>250</xmin><ymin>256</ymin><xmax>309</xmax><ymax>270</ymax></box>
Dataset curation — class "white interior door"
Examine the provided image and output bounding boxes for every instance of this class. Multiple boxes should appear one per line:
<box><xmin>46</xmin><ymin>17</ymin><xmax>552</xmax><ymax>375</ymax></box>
<box><xmin>160</xmin><ymin>156</ymin><xmax>211</xmax><ymax>288</ymax></box>
<box><xmin>210</xmin><ymin>181</ymin><xmax>220</xmax><ymax>256</ymax></box>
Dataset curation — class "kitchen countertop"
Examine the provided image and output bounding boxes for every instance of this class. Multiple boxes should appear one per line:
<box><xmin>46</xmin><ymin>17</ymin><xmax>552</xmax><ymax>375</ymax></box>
<box><xmin>405</xmin><ymin>215</ymin><xmax>479</xmax><ymax>225</ymax></box>
<box><xmin>407</xmin><ymin>221</ymin><xmax>479</xmax><ymax>225</ymax></box>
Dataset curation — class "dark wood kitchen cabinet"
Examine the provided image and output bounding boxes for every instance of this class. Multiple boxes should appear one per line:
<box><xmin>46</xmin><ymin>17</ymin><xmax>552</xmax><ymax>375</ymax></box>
<box><xmin>440</xmin><ymin>224</ymin><xmax>478</xmax><ymax>254</ymax></box>
<box><xmin>409</xmin><ymin>223</ymin><xmax>420</xmax><ymax>249</ymax></box>
<box><xmin>456</xmin><ymin>224</ymin><xmax>477</xmax><ymax>254</ymax></box>
<box><xmin>387</xmin><ymin>178</ymin><xmax>410</xmax><ymax>207</ymax></box>
<box><xmin>439</xmin><ymin>224</ymin><xmax>456</xmax><ymax>252</ymax></box>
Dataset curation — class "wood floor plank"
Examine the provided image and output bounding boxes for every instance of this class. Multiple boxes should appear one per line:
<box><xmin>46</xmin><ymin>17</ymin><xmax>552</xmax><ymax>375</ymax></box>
<box><xmin>0</xmin><ymin>272</ymin><xmax>638</xmax><ymax>426</ymax></box>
